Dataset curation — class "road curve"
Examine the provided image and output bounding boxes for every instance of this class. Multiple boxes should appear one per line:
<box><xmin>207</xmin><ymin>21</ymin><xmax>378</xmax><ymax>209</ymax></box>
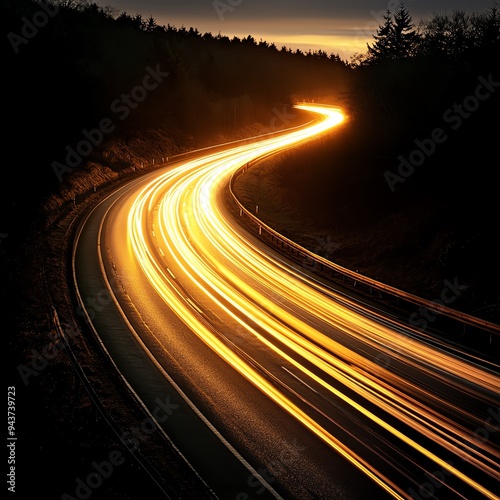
<box><xmin>74</xmin><ymin>105</ymin><xmax>500</xmax><ymax>500</ymax></box>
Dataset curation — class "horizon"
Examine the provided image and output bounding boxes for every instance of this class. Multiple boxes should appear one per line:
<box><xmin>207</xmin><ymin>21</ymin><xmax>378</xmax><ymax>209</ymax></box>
<box><xmin>5</xmin><ymin>1</ymin><xmax>499</xmax><ymax>499</ymax></box>
<box><xmin>92</xmin><ymin>0</ymin><xmax>496</xmax><ymax>60</ymax></box>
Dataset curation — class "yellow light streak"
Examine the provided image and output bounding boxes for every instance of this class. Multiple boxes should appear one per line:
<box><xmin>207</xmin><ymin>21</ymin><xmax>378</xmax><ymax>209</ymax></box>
<box><xmin>122</xmin><ymin>104</ymin><xmax>499</xmax><ymax>499</ymax></box>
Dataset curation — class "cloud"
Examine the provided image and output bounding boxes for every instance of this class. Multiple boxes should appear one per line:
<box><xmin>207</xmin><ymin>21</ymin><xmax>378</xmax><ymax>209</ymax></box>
<box><xmin>96</xmin><ymin>0</ymin><xmax>493</xmax><ymax>21</ymax></box>
<box><xmin>92</xmin><ymin>0</ymin><xmax>494</xmax><ymax>58</ymax></box>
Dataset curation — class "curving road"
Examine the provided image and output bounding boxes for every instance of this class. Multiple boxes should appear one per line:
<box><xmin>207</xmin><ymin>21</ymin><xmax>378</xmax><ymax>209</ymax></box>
<box><xmin>74</xmin><ymin>105</ymin><xmax>500</xmax><ymax>499</ymax></box>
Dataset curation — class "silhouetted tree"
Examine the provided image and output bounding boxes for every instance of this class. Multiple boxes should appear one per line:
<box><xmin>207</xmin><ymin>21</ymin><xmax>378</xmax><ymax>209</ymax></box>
<box><xmin>115</xmin><ymin>12</ymin><xmax>144</xmax><ymax>30</ymax></box>
<box><xmin>367</xmin><ymin>4</ymin><xmax>418</xmax><ymax>62</ymax></box>
<box><xmin>146</xmin><ymin>16</ymin><xmax>157</xmax><ymax>32</ymax></box>
<box><xmin>420</xmin><ymin>7</ymin><xmax>500</xmax><ymax>60</ymax></box>
<box><xmin>480</xmin><ymin>5</ymin><xmax>500</xmax><ymax>48</ymax></box>
<box><xmin>367</xmin><ymin>10</ymin><xmax>394</xmax><ymax>62</ymax></box>
<box><xmin>393</xmin><ymin>4</ymin><xmax>419</xmax><ymax>58</ymax></box>
<box><xmin>242</xmin><ymin>35</ymin><xmax>256</xmax><ymax>45</ymax></box>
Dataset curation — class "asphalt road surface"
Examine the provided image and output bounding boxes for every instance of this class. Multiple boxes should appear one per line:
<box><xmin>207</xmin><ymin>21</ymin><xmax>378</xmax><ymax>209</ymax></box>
<box><xmin>73</xmin><ymin>105</ymin><xmax>500</xmax><ymax>500</ymax></box>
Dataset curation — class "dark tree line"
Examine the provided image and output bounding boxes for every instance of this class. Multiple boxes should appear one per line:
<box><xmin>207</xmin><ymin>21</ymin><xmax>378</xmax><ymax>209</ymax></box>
<box><xmin>248</xmin><ymin>3</ymin><xmax>499</xmax><ymax>310</ymax></box>
<box><xmin>2</xmin><ymin>0</ymin><xmax>349</xmax><ymax>223</ymax></box>
<box><xmin>347</xmin><ymin>3</ymin><xmax>499</xmax><ymax>139</ymax></box>
<box><xmin>308</xmin><ymin>3</ymin><xmax>500</xmax><ymax>211</ymax></box>
<box><xmin>2</xmin><ymin>0</ymin><xmax>499</xmax><ymax>242</ymax></box>
<box><xmin>355</xmin><ymin>4</ymin><xmax>500</xmax><ymax>65</ymax></box>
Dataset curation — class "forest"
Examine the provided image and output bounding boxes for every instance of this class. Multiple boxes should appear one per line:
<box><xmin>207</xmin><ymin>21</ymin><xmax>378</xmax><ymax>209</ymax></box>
<box><xmin>2</xmin><ymin>0</ymin><xmax>499</xmax><ymax>309</ymax></box>
<box><xmin>2</xmin><ymin>2</ymin><xmax>499</xmax><ymax>498</ymax></box>
<box><xmin>234</xmin><ymin>4</ymin><xmax>499</xmax><ymax>316</ymax></box>
<box><xmin>3</xmin><ymin>0</ymin><xmax>349</xmax><ymax>230</ymax></box>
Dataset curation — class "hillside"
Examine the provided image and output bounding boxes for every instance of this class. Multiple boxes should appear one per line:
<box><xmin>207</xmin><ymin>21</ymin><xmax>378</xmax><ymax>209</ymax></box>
<box><xmin>2</xmin><ymin>2</ymin><xmax>499</xmax><ymax>498</ymax></box>
<box><xmin>2</xmin><ymin>0</ymin><xmax>349</xmax><ymax>235</ymax></box>
<box><xmin>1</xmin><ymin>2</ymin><xmax>350</xmax><ymax>498</ymax></box>
<box><xmin>234</xmin><ymin>6</ymin><xmax>500</xmax><ymax>322</ymax></box>
<box><xmin>233</xmin><ymin>117</ymin><xmax>499</xmax><ymax>321</ymax></box>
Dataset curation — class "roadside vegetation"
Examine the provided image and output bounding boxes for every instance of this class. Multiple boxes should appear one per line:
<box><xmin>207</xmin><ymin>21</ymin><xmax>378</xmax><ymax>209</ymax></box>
<box><xmin>3</xmin><ymin>0</ymin><xmax>349</xmax><ymax>229</ymax></box>
<box><xmin>2</xmin><ymin>3</ymin><xmax>498</xmax><ymax>497</ymax></box>
<box><xmin>1</xmin><ymin>2</ymin><xmax>348</xmax><ymax>497</ymax></box>
<box><xmin>235</xmin><ymin>4</ymin><xmax>500</xmax><ymax>317</ymax></box>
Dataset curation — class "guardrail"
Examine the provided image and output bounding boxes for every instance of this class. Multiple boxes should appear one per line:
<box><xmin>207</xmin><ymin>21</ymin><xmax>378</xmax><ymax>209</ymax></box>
<box><xmin>59</xmin><ymin>107</ymin><xmax>316</xmax><ymax>221</ymax></box>
<box><xmin>229</xmin><ymin>161</ymin><xmax>500</xmax><ymax>342</ymax></box>
<box><xmin>50</xmin><ymin>307</ymin><xmax>175</xmax><ymax>498</ymax></box>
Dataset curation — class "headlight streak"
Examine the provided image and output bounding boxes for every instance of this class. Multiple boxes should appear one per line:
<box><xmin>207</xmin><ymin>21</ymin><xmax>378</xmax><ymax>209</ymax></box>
<box><xmin>205</xmin><ymin>221</ymin><xmax>498</xmax><ymax>374</ymax></box>
<box><xmin>157</xmin><ymin>202</ymin><xmax>500</xmax><ymax>491</ymax></box>
<box><xmin>199</xmin><ymin>198</ymin><xmax>499</xmax><ymax>397</ymax></box>
<box><xmin>129</xmin><ymin>177</ymin><xmax>407</xmax><ymax>499</ymax></box>
<box><xmin>125</xmin><ymin>105</ymin><xmax>499</xmax><ymax>499</ymax></box>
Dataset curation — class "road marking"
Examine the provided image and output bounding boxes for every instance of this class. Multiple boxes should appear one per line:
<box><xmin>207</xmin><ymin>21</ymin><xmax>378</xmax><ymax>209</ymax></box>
<box><xmin>187</xmin><ymin>298</ymin><xmax>204</xmax><ymax>316</ymax></box>
<box><xmin>282</xmin><ymin>366</ymin><xmax>318</xmax><ymax>394</ymax></box>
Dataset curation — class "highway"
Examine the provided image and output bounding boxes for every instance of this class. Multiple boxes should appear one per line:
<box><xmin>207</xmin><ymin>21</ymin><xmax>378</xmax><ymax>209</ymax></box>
<box><xmin>73</xmin><ymin>105</ymin><xmax>500</xmax><ymax>499</ymax></box>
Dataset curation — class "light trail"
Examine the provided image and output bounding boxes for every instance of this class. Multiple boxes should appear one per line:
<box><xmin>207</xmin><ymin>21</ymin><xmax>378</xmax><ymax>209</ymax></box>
<box><xmin>120</xmin><ymin>105</ymin><xmax>499</xmax><ymax>498</ymax></box>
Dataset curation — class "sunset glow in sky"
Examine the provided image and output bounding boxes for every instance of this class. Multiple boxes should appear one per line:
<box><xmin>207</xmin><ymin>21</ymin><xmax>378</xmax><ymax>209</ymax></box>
<box><xmin>93</xmin><ymin>0</ymin><xmax>495</xmax><ymax>60</ymax></box>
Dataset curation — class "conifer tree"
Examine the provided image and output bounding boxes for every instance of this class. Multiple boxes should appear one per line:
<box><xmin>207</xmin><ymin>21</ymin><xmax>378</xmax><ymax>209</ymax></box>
<box><xmin>367</xmin><ymin>4</ymin><xmax>418</xmax><ymax>63</ymax></box>
<box><xmin>367</xmin><ymin>10</ymin><xmax>395</xmax><ymax>62</ymax></box>
<box><xmin>393</xmin><ymin>4</ymin><xmax>418</xmax><ymax>58</ymax></box>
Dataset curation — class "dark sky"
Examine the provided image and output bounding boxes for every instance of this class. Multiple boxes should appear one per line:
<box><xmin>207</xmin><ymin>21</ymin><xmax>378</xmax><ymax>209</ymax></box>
<box><xmin>93</xmin><ymin>0</ymin><xmax>495</xmax><ymax>58</ymax></box>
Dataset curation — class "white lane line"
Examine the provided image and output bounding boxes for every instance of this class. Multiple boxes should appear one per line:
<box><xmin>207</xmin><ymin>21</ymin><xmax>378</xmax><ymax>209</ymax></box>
<box><xmin>90</xmin><ymin>195</ymin><xmax>283</xmax><ymax>499</ymax></box>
